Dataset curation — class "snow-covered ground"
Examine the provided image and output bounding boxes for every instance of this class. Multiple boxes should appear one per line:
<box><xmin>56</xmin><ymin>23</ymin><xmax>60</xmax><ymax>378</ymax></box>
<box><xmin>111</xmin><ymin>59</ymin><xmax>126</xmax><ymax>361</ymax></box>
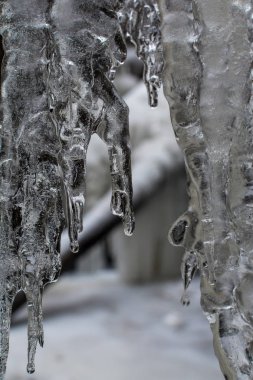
<box><xmin>7</xmin><ymin>272</ymin><xmax>223</xmax><ymax>380</ymax></box>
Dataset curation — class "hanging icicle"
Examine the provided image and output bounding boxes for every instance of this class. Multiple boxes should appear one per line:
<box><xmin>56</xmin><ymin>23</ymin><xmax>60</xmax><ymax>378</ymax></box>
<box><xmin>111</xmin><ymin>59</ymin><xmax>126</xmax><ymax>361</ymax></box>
<box><xmin>118</xmin><ymin>0</ymin><xmax>164</xmax><ymax>107</ymax></box>
<box><xmin>0</xmin><ymin>0</ymin><xmax>133</xmax><ymax>375</ymax></box>
<box><xmin>158</xmin><ymin>0</ymin><xmax>253</xmax><ymax>378</ymax></box>
<box><xmin>0</xmin><ymin>0</ymin><xmax>163</xmax><ymax>377</ymax></box>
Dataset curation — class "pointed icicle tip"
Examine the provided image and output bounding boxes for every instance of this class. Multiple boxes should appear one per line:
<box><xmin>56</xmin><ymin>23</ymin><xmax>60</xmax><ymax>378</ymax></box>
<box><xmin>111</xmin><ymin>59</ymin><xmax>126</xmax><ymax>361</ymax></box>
<box><xmin>181</xmin><ymin>292</ymin><xmax>190</xmax><ymax>307</ymax></box>
<box><xmin>27</xmin><ymin>358</ymin><xmax>35</xmax><ymax>374</ymax></box>
<box><xmin>70</xmin><ymin>240</ymin><xmax>79</xmax><ymax>254</ymax></box>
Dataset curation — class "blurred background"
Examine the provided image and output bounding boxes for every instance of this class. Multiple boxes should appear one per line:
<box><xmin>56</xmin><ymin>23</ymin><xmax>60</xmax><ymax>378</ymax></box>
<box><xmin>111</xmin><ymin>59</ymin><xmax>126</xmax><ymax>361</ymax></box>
<box><xmin>8</xmin><ymin>47</ymin><xmax>223</xmax><ymax>380</ymax></box>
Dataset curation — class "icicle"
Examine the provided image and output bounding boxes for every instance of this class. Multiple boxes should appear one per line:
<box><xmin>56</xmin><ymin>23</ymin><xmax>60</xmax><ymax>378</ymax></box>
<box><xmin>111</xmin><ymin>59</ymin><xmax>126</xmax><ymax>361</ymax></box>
<box><xmin>158</xmin><ymin>0</ymin><xmax>253</xmax><ymax>378</ymax></box>
<box><xmin>119</xmin><ymin>0</ymin><xmax>164</xmax><ymax>107</ymax></box>
<box><xmin>0</xmin><ymin>0</ymin><xmax>135</xmax><ymax>376</ymax></box>
<box><xmin>51</xmin><ymin>0</ymin><xmax>135</xmax><ymax>239</ymax></box>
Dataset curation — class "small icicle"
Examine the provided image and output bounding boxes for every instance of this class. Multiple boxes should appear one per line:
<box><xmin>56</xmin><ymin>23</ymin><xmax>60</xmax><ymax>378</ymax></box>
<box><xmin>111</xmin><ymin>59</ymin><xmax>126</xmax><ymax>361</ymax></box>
<box><xmin>0</xmin><ymin>1</ymin><xmax>137</xmax><ymax>376</ymax></box>
<box><xmin>119</xmin><ymin>0</ymin><xmax>164</xmax><ymax>107</ymax></box>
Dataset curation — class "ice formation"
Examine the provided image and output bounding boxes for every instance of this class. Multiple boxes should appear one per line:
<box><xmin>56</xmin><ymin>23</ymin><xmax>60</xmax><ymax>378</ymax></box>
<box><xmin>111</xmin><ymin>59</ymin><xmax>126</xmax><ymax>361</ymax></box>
<box><xmin>4</xmin><ymin>0</ymin><xmax>251</xmax><ymax>378</ymax></box>
<box><xmin>157</xmin><ymin>0</ymin><xmax>253</xmax><ymax>378</ymax></box>
<box><xmin>119</xmin><ymin>0</ymin><xmax>163</xmax><ymax>107</ymax></box>
<box><xmin>0</xmin><ymin>0</ymin><xmax>163</xmax><ymax>377</ymax></box>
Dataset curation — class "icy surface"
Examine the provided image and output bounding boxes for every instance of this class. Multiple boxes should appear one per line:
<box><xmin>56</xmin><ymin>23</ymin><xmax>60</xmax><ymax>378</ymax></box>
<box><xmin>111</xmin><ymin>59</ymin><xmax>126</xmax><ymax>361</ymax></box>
<box><xmin>0</xmin><ymin>0</ymin><xmax>164</xmax><ymax>377</ymax></box>
<box><xmin>158</xmin><ymin>0</ymin><xmax>253</xmax><ymax>378</ymax></box>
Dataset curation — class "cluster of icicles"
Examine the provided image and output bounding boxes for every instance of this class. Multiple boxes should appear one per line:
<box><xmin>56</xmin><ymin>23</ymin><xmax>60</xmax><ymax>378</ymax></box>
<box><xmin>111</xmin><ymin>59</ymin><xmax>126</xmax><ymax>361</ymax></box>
<box><xmin>3</xmin><ymin>0</ymin><xmax>252</xmax><ymax>379</ymax></box>
<box><xmin>0</xmin><ymin>0</ymin><xmax>163</xmax><ymax>377</ymax></box>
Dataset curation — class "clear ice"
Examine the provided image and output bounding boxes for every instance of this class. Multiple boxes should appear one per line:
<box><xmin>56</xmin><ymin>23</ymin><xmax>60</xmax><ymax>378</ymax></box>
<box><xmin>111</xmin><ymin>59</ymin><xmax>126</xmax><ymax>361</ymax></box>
<box><xmin>158</xmin><ymin>0</ymin><xmax>253</xmax><ymax>378</ymax></box>
<box><xmin>0</xmin><ymin>0</ymin><xmax>163</xmax><ymax>377</ymax></box>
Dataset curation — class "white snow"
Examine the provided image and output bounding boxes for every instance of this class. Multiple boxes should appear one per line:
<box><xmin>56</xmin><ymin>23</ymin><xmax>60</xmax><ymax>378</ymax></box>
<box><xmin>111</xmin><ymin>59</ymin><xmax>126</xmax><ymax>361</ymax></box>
<box><xmin>8</xmin><ymin>272</ymin><xmax>223</xmax><ymax>380</ymax></box>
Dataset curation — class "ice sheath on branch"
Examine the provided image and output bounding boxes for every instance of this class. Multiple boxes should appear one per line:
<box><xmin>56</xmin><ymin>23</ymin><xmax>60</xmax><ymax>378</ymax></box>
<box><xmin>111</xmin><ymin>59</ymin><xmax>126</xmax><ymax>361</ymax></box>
<box><xmin>0</xmin><ymin>0</ymin><xmax>163</xmax><ymax>378</ymax></box>
<box><xmin>157</xmin><ymin>0</ymin><xmax>253</xmax><ymax>378</ymax></box>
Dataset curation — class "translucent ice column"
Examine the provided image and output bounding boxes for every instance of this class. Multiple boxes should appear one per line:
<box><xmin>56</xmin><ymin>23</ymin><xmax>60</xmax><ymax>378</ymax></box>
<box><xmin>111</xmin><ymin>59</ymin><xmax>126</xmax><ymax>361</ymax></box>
<box><xmin>158</xmin><ymin>0</ymin><xmax>253</xmax><ymax>378</ymax></box>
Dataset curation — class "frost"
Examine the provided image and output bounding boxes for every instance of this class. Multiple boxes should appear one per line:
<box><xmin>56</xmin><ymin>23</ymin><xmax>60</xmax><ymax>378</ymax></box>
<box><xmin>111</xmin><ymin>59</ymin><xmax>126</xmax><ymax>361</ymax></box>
<box><xmin>0</xmin><ymin>0</ymin><xmax>163</xmax><ymax>377</ymax></box>
<box><xmin>158</xmin><ymin>0</ymin><xmax>253</xmax><ymax>378</ymax></box>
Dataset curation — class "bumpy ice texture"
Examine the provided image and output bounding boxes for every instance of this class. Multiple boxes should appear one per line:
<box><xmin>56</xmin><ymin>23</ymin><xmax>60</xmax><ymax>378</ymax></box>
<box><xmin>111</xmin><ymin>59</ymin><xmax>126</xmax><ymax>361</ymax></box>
<box><xmin>158</xmin><ymin>0</ymin><xmax>253</xmax><ymax>379</ymax></box>
<box><xmin>0</xmin><ymin>0</ymin><xmax>163</xmax><ymax>377</ymax></box>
